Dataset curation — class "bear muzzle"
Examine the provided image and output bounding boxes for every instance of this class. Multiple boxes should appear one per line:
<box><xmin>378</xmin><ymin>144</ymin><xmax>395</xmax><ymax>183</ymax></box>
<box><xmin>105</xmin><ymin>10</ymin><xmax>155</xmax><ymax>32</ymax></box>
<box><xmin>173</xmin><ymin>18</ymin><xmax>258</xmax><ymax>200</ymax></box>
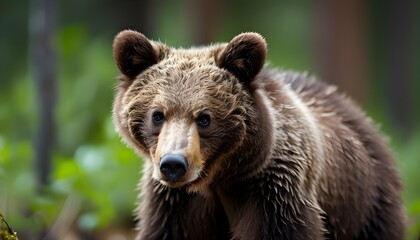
<box><xmin>159</xmin><ymin>153</ymin><xmax>189</xmax><ymax>182</ymax></box>
<box><xmin>153</xmin><ymin>120</ymin><xmax>205</xmax><ymax>187</ymax></box>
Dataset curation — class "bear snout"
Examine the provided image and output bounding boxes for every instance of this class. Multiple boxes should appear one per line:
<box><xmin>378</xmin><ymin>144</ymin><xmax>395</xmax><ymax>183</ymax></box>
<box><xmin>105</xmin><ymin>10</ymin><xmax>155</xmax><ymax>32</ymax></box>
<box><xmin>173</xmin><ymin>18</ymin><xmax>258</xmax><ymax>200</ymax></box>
<box><xmin>159</xmin><ymin>153</ymin><xmax>189</xmax><ymax>182</ymax></box>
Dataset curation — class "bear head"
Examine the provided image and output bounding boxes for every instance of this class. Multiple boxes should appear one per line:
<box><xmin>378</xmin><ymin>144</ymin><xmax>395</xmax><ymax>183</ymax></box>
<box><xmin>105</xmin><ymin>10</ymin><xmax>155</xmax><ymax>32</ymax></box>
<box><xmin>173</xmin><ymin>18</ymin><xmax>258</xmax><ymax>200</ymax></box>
<box><xmin>112</xmin><ymin>30</ymin><xmax>270</xmax><ymax>192</ymax></box>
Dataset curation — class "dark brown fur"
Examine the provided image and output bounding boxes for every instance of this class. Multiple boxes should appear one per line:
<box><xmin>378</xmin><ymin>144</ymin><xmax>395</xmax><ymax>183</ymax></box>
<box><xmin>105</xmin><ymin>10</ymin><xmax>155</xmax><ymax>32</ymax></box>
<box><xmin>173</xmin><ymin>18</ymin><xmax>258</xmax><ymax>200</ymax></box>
<box><xmin>112</xmin><ymin>30</ymin><xmax>405</xmax><ymax>240</ymax></box>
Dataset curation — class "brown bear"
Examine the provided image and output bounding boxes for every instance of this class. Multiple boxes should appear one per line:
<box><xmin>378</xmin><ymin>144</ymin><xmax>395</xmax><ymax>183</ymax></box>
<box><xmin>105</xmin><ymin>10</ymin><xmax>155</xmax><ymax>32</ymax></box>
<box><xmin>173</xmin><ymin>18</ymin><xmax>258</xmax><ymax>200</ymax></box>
<box><xmin>112</xmin><ymin>30</ymin><xmax>405</xmax><ymax>240</ymax></box>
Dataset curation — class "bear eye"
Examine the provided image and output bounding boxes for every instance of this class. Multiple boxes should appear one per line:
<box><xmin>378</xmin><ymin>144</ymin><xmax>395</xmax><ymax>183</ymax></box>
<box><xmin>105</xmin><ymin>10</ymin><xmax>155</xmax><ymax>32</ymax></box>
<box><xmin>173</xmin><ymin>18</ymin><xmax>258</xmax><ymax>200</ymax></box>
<box><xmin>152</xmin><ymin>111</ymin><xmax>164</xmax><ymax>124</ymax></box>
<box><xmin>197</xmin><ymin>113</ymin><xmax>211</xmax><ymax>128</ymax></box>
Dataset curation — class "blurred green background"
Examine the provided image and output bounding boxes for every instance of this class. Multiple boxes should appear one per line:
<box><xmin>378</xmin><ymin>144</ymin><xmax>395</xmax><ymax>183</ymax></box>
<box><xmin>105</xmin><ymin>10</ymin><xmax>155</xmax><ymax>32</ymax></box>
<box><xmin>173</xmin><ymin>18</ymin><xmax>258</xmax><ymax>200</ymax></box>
<box><xmin>0</xmin><ymin>0</ymin><xmax>419</xmax><ymax>239</ymax></box>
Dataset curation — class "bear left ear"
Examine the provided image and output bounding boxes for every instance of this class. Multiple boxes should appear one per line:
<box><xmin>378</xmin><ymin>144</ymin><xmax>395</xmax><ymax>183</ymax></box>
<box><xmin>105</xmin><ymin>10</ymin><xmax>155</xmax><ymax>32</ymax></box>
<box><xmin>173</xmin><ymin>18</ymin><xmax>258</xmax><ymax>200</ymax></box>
<box><xmin>216</xmin><ymin>32</ymin><xmax>267</xmax><ymax>84</ymax></box>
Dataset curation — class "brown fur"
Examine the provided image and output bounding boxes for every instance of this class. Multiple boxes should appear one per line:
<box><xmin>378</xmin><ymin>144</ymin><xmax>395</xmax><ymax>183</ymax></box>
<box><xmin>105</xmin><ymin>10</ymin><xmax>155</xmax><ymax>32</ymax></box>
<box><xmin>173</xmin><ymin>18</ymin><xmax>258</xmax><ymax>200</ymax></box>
<box><xmin>112</xmin><ymin>30</ymin><xmax>405</xmax><ymax>240</ymax></box>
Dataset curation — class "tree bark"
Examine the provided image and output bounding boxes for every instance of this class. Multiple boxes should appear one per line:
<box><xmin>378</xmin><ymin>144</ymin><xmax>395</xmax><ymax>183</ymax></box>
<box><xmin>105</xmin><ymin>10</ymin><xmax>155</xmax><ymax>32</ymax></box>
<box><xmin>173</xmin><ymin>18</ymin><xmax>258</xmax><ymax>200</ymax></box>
<box><xmin>312</xmin><ymin>0</ymin><xmax>368</xmax><ymax>105</ymax></box>
<box><xmin>113</xmin><ymin>0</ymin><xmax>156</xmax><ymax>37</ymax></box>
<box><xmin>29</xmin><ymin>0</ymin><xmax>57</xmax><ymax>190</ymax></box>
<box><xmin>386</xmin><ymin>0</ymin><xmax>414</xmax><ymax>134</ymax></box>
<box><xmin>187</xmin><ymin>0</ymin><xmax>223</xmax><ymax>45</ymax></box>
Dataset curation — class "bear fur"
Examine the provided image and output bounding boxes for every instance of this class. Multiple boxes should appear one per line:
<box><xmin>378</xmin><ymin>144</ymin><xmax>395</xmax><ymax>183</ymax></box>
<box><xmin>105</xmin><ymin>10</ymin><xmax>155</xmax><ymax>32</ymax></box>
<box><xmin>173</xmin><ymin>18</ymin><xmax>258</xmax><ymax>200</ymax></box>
<box><xmin>112</xmin><ymin>30</ymin><xmax>405</xmax><ymax>240</ymax></box>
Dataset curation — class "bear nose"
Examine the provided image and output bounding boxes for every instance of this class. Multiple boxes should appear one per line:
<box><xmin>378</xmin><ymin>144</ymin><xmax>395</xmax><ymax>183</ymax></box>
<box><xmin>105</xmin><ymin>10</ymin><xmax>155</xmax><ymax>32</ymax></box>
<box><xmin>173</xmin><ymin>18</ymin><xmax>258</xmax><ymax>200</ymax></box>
<box><xmin>159</xmin><ymin>154</ymin><xmax>188</xmax><ymax>182</ymax></box>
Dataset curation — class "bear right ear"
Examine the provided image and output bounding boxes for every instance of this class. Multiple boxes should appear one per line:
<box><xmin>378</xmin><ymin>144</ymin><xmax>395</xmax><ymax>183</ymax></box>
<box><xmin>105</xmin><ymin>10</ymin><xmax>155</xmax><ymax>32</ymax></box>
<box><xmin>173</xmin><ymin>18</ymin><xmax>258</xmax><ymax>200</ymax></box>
<box><xmin>113</xmin><ymin>30</ymin><xmax>161</xmax><ymax>79</ymax></box>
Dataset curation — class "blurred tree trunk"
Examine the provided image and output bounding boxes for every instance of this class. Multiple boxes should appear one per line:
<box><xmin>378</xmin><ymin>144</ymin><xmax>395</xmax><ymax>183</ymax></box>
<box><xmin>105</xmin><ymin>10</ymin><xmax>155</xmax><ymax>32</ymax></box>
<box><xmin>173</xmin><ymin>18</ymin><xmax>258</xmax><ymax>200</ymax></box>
<box><xmin>113</xmin><ymin>0</ymin><xmax>156</xmax><ymax>37</ymax></box>
<box><xmin>385</xmin><ymin>0</ymin><xmax>414</xmax><ymax>134</ymax></box>
<box><xmin>312</xmin><ymin>0</ymin><xmax>368</xmax><ymax>105</ymax></box>
<box><xmin>187</xmin><ymin>0</ymin><xmax>223</xmax><ymax>45</ymax></box>
<box><xmin>29</xmin><ymin>0</ymin><xmax>57</xmax><ymax>191</ymax></box>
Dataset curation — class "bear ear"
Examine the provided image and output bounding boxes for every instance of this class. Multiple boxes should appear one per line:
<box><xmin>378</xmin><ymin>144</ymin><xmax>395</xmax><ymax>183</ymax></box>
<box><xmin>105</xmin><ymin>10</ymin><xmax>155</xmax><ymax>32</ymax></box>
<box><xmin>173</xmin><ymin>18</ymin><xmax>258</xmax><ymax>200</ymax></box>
<box><xmin>216</xmin><ymin>32</ymin><xmax>267</xmax><ymax>84</ymax></box>
<box><xmin>113</xmin><ymin>30</ymin><xmax>161</xmax><ymax>78</ymax></box>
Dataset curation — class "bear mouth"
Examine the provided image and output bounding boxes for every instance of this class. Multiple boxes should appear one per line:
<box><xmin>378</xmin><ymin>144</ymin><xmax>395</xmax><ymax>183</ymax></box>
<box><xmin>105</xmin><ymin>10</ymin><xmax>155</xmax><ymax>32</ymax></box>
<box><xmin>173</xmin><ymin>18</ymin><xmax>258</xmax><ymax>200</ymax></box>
<box><xmin>158</xmin><ymin>178</ymin><xmax>198</xmax><ymax>189</ymax></box>
<box><xmin>154</xmin><ymin>164</ymin><xmax>203</xmax><ymax>189</ymax></box>
<box><xmin>159</xmin><ymin>180</ymin><xmax>188</xmax><ymax>188</ymax></box>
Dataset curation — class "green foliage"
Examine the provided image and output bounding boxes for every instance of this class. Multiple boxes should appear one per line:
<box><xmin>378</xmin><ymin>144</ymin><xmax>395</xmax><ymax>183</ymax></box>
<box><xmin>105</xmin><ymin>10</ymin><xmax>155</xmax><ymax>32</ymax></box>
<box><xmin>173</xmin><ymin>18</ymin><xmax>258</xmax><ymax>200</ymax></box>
<box><xmin>0</xmin><ymin>211</ymin><xmax>18</xmax><ymax>240</ymax></box>
<box><xmin>0</xmin><ymin>25</ymin><xmax>141</xmax><ymax>235</ymax></box>
<box><xmin>396</xmin><ymin>131</ymin><xmax>420</xmax><ymax>239</ymax></box>
<box><xmin>55</xmin><ymin>25</ymin><xmax>117</xmax><ymax>153</ymax></box>
<box><xmin>51</xmin><ymin>119</ymin><xmax>141</xmax><ymax>230</ymax></box>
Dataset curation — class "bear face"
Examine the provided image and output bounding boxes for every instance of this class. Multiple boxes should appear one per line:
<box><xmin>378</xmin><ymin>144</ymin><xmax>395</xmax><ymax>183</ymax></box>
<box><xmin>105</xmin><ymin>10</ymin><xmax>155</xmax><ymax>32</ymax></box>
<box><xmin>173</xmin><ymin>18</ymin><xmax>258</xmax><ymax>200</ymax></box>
<box><xmin>113</xmin><ymin>30</ymin><xmax>269</xmax><ymax>190</ymax></box>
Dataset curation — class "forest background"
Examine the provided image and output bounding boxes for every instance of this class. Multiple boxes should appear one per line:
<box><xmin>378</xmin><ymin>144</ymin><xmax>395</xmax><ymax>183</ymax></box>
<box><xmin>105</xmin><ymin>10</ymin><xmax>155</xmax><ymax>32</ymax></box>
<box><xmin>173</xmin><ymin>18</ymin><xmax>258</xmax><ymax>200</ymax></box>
<box><xmin>0</xmin><ymin>0</ymin><xmax>419</xmax><ymax>239</ymax></box>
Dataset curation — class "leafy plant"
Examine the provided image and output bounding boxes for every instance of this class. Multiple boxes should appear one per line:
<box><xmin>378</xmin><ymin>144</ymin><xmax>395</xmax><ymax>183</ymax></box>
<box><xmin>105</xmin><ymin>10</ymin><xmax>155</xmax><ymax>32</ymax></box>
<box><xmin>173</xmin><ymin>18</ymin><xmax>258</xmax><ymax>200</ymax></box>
<box><xmin>0</xmin><ymin>211</ymin><xmax>18</xmax><ymax>240</ymax></box>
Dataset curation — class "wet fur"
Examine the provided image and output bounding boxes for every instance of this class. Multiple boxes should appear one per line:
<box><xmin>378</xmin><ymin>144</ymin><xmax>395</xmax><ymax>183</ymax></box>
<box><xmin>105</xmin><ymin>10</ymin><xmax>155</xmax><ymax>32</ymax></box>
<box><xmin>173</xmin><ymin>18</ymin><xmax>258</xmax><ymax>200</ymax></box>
<box><xmin>112</xmin><ymin>31</ymin><xmax>405</xmax><ymax>240</ymax></box>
